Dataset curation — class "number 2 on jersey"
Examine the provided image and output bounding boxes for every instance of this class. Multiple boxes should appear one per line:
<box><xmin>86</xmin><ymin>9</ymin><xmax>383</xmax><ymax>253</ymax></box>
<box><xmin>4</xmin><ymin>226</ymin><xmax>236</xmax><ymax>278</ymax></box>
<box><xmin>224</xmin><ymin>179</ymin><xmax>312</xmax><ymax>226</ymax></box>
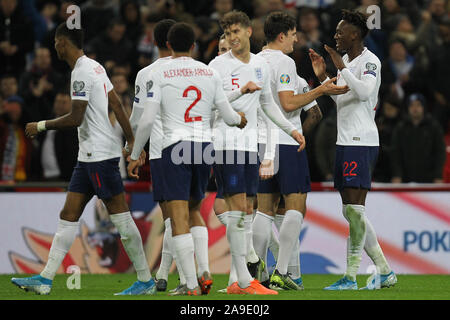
<box><xmin>183</xmin><ymin>86</ymin><xmax>202</xmax><ymax>123</ymax></box>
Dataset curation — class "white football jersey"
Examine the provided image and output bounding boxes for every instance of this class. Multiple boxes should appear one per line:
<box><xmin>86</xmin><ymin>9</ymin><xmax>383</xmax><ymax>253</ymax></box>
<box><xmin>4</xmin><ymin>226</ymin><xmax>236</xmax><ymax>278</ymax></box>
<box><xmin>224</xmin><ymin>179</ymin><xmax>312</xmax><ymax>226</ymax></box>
<box><xmin>70</xmin><ymin>55</ymin><xmax>121</xmax><ymax>162</ymax></box>
<box><xmin>209</xmin><ymin>51</ymin><xmax>272</xmax><ymax>152</ymax></box>
<box><xmin>133</xmin><ymin>56</ymin><xmax>172</xmax><ymax>159</ymax></box>
<box><xmin>143</xmin><ymin>56</ymin><xmax>232</xmax><ymax>148</ymax></box>
<box><xmin>334</xmin><ymin>47</ymin><xmax>380</xmax><ymax>146</ymax></box>
<box><xmin>257</xmin><ymin>49</ymin><xmax>316</xmax><ymax>145</ymax></box>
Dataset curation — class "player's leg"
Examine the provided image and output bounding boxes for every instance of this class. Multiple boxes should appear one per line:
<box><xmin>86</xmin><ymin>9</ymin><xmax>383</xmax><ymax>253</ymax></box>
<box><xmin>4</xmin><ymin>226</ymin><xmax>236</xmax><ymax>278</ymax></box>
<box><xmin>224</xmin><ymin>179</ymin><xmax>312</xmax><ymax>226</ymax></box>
<box><xmin>253</xmin><ymin>192</ymin><xmax>279</xmax><ymax>284</ymax></box>
<box><xmin>270</xmin><ymin>145</ymin><xmax>309</xmax><ymax>290</ymax></box>
<box><xmin>188</xmin><ymin>199</ymin><xmax>212</xmax><ymax>294</ymax></box>
<box><xmin>214</xmin><ymin>150</ymin><xmax>276</xmax><ymax>294</ymax></box>
<box><xmin>325</xmin><ymin>146</ymin><xmax>369</xmax><ymax>290</ymax></box>
<box><xmin>154</xmin><ymin>201</ymin><xmax>173</xmax><ymax>291</ymax></box>
<box><xmin>11</xmin><ymin>161</ymin><xmax>95</xmax><ymax>295</ymax></box>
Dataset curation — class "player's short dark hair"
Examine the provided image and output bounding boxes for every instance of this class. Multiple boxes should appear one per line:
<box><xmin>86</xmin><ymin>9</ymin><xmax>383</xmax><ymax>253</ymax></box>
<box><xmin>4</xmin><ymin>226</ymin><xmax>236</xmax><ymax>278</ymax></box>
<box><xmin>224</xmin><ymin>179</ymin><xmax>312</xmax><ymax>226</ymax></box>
<box><xmin>168</xmin><ymin>22</ymin><xmax>195</xmax><ymax>52</ymax></box>
<box><xmin>341</xmin><ymin>9</ymin><xmax>369</xmax><ymax>39</ymax></box>
<box><xmin>264</xmin><ymin>11</ymin><xmax>297</xmax><ymax>43</ymax></box>
<box><xmin>55</xmin><ymin>22</ymin><xmax>84</xmax><ymax>49</ymax></box>
<box><xmin>154</xmin><ymin>19</ymin><xmax>176</xmax><ymax>49</ymax></box>
<box><xmin>220</xmin><ymin>10</ymin><xmax>251</xmax><ymax>31</ymax></box>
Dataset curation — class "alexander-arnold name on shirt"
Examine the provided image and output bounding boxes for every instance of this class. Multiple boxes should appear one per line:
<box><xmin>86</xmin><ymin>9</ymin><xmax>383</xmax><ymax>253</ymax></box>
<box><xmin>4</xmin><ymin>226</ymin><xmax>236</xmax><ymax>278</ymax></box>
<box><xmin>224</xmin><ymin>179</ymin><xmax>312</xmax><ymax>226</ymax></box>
<box><xmin>164</xmin><ymin>68</ymin><xmax>213</xmax><ymax>78</ymax></box>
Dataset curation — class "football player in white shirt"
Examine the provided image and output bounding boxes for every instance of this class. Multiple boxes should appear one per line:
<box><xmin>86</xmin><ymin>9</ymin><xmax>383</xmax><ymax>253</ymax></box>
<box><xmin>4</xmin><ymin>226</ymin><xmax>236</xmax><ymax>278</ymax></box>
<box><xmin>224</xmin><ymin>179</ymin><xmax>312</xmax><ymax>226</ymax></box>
<box><xmin>253</xmin><ymin>11</ymin><xmax>350</xmax><ymax>291</ymax></box>
<box><xmin>128</xmin><ymin>23</ymin><xmax>247</xmax><ymax>296</ymax></box>
<box><xmin>13</xmin><ymin>23</ymin><xmax>155</xmax><ymax>296</ymax></box>
<box><xmin>309</xmin><ymin>10</ymin><xmax>396</xmax><ymax>290</ymax></box>
<box><xmin>209</xmin><ymin>11</ymin><xmax>307</xmax><ymax>295</ymax></box>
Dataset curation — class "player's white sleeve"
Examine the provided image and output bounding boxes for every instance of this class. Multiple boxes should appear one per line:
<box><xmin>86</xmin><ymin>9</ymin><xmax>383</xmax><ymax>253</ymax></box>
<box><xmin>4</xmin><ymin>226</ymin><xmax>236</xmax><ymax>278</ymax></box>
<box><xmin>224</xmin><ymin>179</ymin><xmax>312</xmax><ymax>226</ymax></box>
<box><xmin>340</xmin><ymin>65</ymin><xmax>378</xmax><ymax>102</ymax></box>
<box><xmin>70</xmin><ymin>67</ymin><xmax>93</xmax><ymax>102</ymax></box>
<box><xmin>259</xmin><ymin>74</ymin><xmax>296</xmax><ymax>135</ymax></box>
<box><xmin>225</xmin><ymin>89</ymin><xmax>243</xmax><ymax>102</ymax></box>
<box><xmin>130</xmin><ymin>101</ymin><xmax>160</xmax><ymax>160</ymax></box>
<box><xmin>129</xmin><ymin>103</ymin><xmax>145</xmax><ymax>135</ymax></box>
<box><xmin>263</xmin><ymin>114</ymin><xmax>277</xmax><ymax>161</ymax></box>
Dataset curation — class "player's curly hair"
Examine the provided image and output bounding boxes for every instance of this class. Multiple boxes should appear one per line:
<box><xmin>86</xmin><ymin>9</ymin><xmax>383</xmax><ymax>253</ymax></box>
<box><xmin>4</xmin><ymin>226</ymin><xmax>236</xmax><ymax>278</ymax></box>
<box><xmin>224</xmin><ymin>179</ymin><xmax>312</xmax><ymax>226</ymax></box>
<box><xmin>220</xmin><ymin>10</ymin><xmax>251</xmax><ymax>31</ymax></box>
<box><xmin>341</xmin><ymin>9</ymin><xmax>369</xmax><ymax>39</ymax></box>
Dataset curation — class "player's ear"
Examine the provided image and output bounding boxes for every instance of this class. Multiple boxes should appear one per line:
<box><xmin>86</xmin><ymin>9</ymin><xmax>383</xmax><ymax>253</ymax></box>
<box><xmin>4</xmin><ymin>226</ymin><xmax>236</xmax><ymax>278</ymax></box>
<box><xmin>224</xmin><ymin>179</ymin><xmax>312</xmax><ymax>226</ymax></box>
<box><xmin>247</xmin><ymin>26</ymin><xmax>252</xmax><ymax>38</ymax></box>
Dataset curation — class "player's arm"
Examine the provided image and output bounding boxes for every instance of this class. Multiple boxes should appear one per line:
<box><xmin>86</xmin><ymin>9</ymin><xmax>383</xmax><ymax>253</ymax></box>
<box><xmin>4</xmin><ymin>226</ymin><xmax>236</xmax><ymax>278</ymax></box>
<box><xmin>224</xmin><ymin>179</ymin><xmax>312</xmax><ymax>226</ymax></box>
<box><xmin>25</xmin><ymin>100</ymin><xmax>87</xmax><ymax>138</ymax></box>
<box><xmin>324</xmin><ymin>45</ymin><xmax>378</xmax><ymax>102</ymax></box>
<box><xmin>127</xmin><ymin>101</ymin><xmax>160</xmax><ymax>179</ymax></box>
<box><xmin>302</xmin><ymin>105</ymin><xmax>323</xmax><ymax>136</ymax></box>
<box><xmin>259</xmin><ymin>110</ymin><xmax>277</xmax><ymax>180</ymax></box>
<box><xmin>108</xmin><ymin>89</ymin><xmax>134</xmax><ymax>147</ymax></box>
<box><xmin>225</xmin><ymin>81</ymin><xmax>262</xmax><ymax>102</ymax></box>
<box><xmin>259</xmin><ymin>87</ymin><xmax>305</xmax><ymax>151</ymax></box>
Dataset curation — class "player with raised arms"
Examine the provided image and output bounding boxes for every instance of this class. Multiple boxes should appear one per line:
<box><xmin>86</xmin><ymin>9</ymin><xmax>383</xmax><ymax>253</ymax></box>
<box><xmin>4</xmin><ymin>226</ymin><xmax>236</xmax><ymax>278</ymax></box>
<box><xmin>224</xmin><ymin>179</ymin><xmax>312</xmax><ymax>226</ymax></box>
<box><xmin>127</xmin><ymin>22</ymin><xmax>247</xmax><ymax>296</ymax></box>
<box><xmin>11</xmin><ymin>23</ymin><xmax>156</xmax><ymax>296</ymax></box>
<box><xmin>309</xmin><ymin>9</ymin><xmax>397</xmax><ymax>290</ymax></box>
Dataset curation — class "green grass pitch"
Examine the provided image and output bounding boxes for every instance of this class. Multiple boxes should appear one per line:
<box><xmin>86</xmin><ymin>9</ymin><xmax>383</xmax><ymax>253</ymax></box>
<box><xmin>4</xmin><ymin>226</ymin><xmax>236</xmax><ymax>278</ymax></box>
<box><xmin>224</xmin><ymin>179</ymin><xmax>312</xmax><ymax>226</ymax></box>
<box><xmin>1</xmin><ymin>274</ymin><xmax>449</xmax><ymax>300</ymax></box>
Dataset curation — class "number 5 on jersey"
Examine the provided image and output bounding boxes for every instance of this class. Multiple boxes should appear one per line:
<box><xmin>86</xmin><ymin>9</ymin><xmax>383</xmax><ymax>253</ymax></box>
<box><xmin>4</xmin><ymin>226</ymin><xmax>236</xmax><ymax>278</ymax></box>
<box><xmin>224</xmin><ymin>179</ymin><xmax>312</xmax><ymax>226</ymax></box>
<box><xmin>183</xmin><ymin>86</ymin><xmax>202</xmax><ymax>123</ymax></box>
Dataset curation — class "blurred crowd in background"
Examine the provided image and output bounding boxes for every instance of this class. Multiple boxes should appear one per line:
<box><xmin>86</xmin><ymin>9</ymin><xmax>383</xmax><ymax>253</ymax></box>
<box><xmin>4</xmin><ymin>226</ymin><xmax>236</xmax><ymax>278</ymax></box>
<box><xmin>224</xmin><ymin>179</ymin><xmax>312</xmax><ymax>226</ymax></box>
<box><xmin>0</xmin><ymin>0</ymin><xmax>449</xmax><ymax>184</ymax></box>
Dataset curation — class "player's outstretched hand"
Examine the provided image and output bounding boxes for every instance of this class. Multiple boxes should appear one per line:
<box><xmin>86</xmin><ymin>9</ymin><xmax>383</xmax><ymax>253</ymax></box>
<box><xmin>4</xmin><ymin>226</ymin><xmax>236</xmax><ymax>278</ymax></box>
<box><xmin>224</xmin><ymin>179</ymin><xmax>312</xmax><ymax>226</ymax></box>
<box><xmin>309</xmin><ymin>48</ymin><xmax>326</xmax><ymax>79</ymax></box>
<box><xmin>237</xmin><ymin>112</ymin><xmax>247</xmax><ymax>129</ymax></box>
<box><xmin>25</xmin><ymin>122</ymin><xmax>39</xmax><ymax>138</ymax></box>
<box><xmin>127</xmin><ymin>159</ymin><xmax>141</xmax><ymax>180</ymax></box>
<box><xmin>241</xmin><ymin>81</ymin><xmax>262</xmax><ymax>94</ymax></box>
<box><xmin>321</xmin><ymin>77</ymin><xmax>349</xmax><ymax>95</ymax></box>
<box><xmin>324</xmin><ymin>44</ymin><xmax>345</xmax><ymax>71</ymax></box>
<box><xmin>291</xmin><ymin>130</ymin><xmax>306</xmax><ymax>152</ymax></box>
<box><xmin>259</xmin><ymin>159</ymin><xmax>274</xmax><ymax>180</ymax></box>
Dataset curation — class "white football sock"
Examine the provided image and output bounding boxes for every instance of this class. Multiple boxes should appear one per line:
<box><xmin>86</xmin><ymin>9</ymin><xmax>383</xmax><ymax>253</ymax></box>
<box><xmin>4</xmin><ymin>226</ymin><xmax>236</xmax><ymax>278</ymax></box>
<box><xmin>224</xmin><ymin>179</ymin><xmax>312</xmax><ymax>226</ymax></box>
<box><xmin>156</xmin><ymin>218</ymin><xmax>173</xmax><ymax>281</ymax></box>
<box><xmin>41</xmin><ymin>219</ymin><xmax>79</xmax><ymax>280</ymax></box>
<box><xmin>274</xmin><ymin>214</ymin><xmax>284</xmax><ymax>232</ymax></box>
<box><xmin>343</xmin><ymin>204</ymin><xmax>367</xmax><ymax>282</ymax></box>
<box><xmin>172</xmin><ymin>233</ymin><xmax>198</xmax><ymax>289</ymax></box>
<box><xmin>227</xmin><ymin>211</ymin><xmax>252</xmax><ymax>288</ymax></box>
<box><xmin>252</xmin><ymin>211</ymin><xmax>273</xmax><ymax>282</ymax></box>
<box><xmin>216</xmin><ymin>212</ymin><xmax>228</xmax><ymax>226</ymax></box>
<box><xmin>364</xmin><ymin>217</ymin><xmax>392</xmax><ymax>275</ymax></box>
<box><xmin>288</xmin><ymin>237</ymin><xmax>301</xmax><ymax>280</ymax></box>
<box><xmin>268</xmin><ymin>223</ymin><xmax>280</xmax><ymax>260</ymax></box>
<box><xmin>275</xmin><ymin>210</ymin><xmax>303</xmax><ymax>275</ymax></box>
<box><xmin>228</xmin><ymin>258</ymin><xmax>238</xmax><ymax>286</ymax></box>
<box><xmin>244</xmin><ymin>214</ymin><xmax>259</xmax><ymax>264</ymax></box>
<box><xmin>190</xmin><ymin>226</ymin><xmax>210</xmax><ymax>277</ymax></box>
<box><xmin>110</xmin><ymin>212</ymin><xmax>151</xmax><ymax>282</ymax></box>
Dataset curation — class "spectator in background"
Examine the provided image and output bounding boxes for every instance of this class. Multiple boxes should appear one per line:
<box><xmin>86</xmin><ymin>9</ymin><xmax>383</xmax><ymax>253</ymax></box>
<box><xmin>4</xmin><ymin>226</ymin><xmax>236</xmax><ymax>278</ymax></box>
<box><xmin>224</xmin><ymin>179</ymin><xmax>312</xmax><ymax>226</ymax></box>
<box><xmin>391</xmin><ymin>93</ymin><xmax>446</xmax><ymax>183</ymax></box>
<box><xmin>380</xmin><ymin>39</ymin><xmax>427</xmax><ymax>102</ymax></box>
<box><xmin>41</xmin><ymin>0</ymin><xmax>76</xmax><ymax>77</ymax></box>
<box><xmin>120</xmin><ymin>0</ymin><xmax>143</xmax><ymax>47</ymax></box>
<box><xmin>0</xmin><ymin>96</ymin><xmax>31</xmax><ymax>182</ymax></box>
<box><xmin>193</xmin><ymin>16</ymin><xmax>220</xmax><ymax>63</ymax></box>
<box><xmin>0</xmin><ymin>74</ymin><xmax>19</xmax><ymax>101</ymax></box>
<box><xmin>429</xmin><ymin>16</ymin><xmax>450</xmax><ymax>132</ymax></box>
<box><xmin>210</xmin><ymin>0</ymin><xmax>233</xmax><ymax>22</ymax></box>
<box><xmin>314</xmin><ymin>109</ymin><xmax>337</xmax><ymax>181</ymax></box>
<box><xmin>137</xmin><ymin>13</ymin><xmax>163</xmax><ymax>72</ymax></box>
<box><xmin>30</xmin><ymin>91</ymin><xmax>78</xmax><ymax>181</ymax></box>
<box><xmin>373</xmin><ymin>95</ymin><xmax>402</xmax><ymax>182</ymax></box>
<box><xmin>416</xmin><ymin>0</ymin><xmax>448</xmax><ymax>54</ymax></box>
<box><xmin>19</xmin><ymin>47</ymin><xmax>64</xmax><ymax>123</ymax></box>
<box><xmin>88</xmin><ymin>19</ymin><xmax>135</xmax><ymax>75</ymax></box>
<box><xmin>110</xmin><ymin>72</ymin><xmax>133</xmax><ymax>112</ymax></box>
<box><xmin>80</xmin><ymin>0</ymin><xmax>116</xmax><ymax>43</ymax></box>
<box><xmin>0</xmin><ymin>0</ymin><xmax>35</xmax><ymax>76</ymax></box>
